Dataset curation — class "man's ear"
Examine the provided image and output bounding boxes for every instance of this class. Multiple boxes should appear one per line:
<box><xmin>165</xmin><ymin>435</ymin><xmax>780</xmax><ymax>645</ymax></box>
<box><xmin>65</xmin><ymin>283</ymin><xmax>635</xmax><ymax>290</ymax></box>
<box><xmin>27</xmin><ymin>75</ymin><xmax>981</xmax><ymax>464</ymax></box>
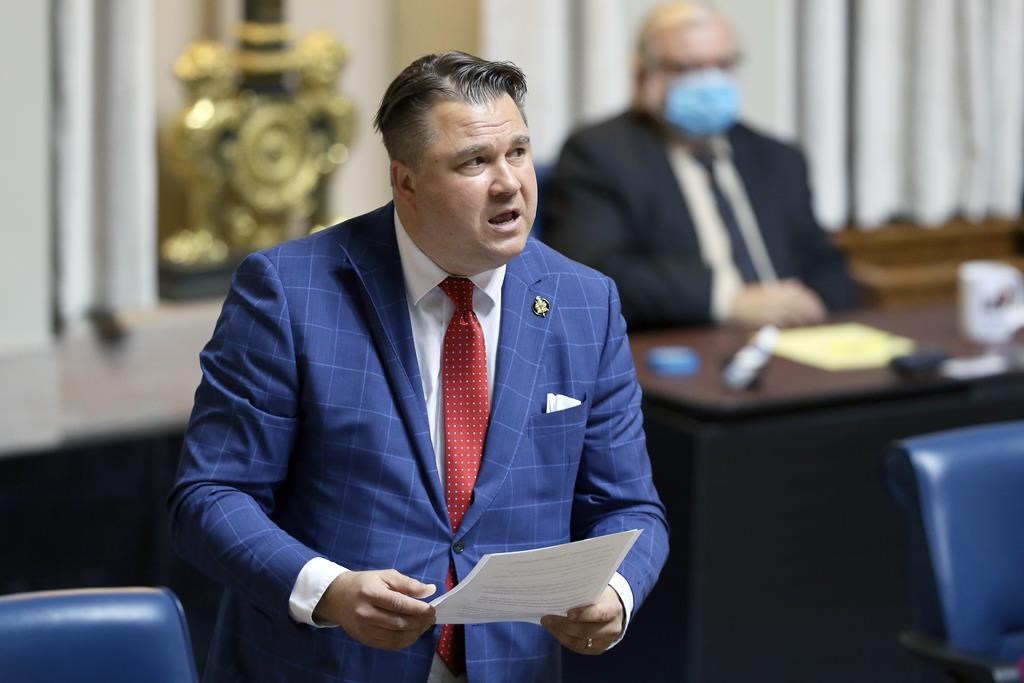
<box><xmin>391</xmin><ymin>160</ymin><xmax>416</xmax><ymax>203</ymax></box>
<box><xmin>634</xmin><ymin>67</ymin><xmax>661</xmax><ymax>114</ymax></box>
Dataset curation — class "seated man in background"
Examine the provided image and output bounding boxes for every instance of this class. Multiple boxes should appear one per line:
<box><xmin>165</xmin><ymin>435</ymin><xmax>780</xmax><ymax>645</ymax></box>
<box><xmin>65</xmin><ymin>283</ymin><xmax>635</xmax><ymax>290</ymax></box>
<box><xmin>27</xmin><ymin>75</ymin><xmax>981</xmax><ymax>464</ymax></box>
<box><xmin>544</xmin><ymin>1</ymin><xmax>857</xmax><ymax>330</ymax></box>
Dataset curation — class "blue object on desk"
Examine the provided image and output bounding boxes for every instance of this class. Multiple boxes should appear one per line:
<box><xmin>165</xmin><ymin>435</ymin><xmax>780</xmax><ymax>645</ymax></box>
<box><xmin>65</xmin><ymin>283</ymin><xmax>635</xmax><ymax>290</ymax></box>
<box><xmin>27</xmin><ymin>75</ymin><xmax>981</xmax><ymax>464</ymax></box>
<box><xmin>648</xmin><ymin>345</ymin><xmax>700</xmax><ymax>376</ymax></box>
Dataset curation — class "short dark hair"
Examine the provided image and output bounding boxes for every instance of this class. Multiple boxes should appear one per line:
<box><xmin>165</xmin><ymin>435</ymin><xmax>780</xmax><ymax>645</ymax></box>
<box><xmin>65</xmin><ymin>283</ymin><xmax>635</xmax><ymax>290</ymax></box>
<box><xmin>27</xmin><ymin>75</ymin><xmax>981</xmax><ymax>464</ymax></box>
<box><xmin>373</xmin><ymin>51</ymin><xmax>528</xmax><ymax>165</ymax></box>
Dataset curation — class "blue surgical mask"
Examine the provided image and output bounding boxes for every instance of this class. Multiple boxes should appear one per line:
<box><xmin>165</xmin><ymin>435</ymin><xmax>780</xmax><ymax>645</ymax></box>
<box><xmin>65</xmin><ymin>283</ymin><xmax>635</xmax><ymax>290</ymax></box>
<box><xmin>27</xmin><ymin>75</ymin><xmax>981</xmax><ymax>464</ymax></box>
<box><xmin>664</xmin><ymin>69</ymin><xmax>740</xmax><ymax>138</ymax></box>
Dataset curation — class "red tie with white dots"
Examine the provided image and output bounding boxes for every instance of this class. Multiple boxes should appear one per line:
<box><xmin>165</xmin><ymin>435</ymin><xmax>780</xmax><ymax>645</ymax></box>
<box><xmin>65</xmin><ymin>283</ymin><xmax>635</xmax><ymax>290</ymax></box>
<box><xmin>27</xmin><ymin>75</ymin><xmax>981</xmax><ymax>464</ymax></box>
<box><xmin>436</xmin><ymin>276</ymin><xmax>490</xmax><ymax>676</ymax></box>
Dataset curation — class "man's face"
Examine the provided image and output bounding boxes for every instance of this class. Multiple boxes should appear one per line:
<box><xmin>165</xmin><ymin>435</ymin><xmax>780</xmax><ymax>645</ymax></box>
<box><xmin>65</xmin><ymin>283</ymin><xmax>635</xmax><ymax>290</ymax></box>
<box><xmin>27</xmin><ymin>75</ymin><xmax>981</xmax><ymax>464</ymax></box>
<box><xmin>638</xmin><ymin>15</ymin><xmax>739</xmax><ymax>119</ymax></box>
<box><xmin>396</xmin><ymin>94</ymin><xmax>536</xmax><ymax>276</ymax></box>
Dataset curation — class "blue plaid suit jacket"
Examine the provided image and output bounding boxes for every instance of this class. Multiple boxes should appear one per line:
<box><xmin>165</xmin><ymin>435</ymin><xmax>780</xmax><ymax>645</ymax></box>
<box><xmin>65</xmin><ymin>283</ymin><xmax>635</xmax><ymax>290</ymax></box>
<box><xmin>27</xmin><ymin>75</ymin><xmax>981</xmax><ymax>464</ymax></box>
<box><xmin>169</xmin><ymin>203</ymin><xmax>669</xmax><ymax>682</ymax></box>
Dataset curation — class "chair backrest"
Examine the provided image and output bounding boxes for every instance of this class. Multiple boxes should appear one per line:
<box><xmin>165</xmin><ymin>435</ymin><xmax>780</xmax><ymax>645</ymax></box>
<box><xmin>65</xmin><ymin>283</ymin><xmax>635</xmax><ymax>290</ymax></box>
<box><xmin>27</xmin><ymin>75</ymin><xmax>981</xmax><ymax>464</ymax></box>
<box><xmin>531</xmin><ymin>161</ymin><xmax>554</xmax><ymax>242</ymax></box>
<box><xmin>0</xmin><ymin>586</ymin><xmax>199</xmax><ymax>683</ymax></box>
<box><xmin>885</xmin><ymin>421</ymin><xmax>1024</xmax><ymax>661</ymax></box>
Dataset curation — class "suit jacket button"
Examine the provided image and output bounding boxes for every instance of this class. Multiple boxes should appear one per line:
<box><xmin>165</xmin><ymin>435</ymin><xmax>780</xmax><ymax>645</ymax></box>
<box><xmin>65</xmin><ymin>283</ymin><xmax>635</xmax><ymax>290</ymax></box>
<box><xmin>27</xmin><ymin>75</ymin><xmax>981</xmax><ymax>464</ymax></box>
<box><xmin>453</xmin><ymin>539</ymin><xmax>465</xmax><ymax>554</ymax></box>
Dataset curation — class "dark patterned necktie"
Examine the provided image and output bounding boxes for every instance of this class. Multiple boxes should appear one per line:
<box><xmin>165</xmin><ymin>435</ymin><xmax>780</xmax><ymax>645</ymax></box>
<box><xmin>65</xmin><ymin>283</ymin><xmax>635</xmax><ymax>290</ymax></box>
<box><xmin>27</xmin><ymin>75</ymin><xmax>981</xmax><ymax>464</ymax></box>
<box><xmin>694</xmin><ymin>152</ymin><xmax>760</xmax><ymax>283</ymax></box>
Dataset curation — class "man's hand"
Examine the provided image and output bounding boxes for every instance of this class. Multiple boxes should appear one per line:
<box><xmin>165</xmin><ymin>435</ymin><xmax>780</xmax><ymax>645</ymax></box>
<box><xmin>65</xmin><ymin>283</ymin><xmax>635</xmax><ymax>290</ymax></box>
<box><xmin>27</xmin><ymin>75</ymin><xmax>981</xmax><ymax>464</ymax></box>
<box><xmin>729</xmin><ymin>279</ymin><xmax>827</xmax><ymax>328</ymax></box>
<box><xmin>540</xmin><ymin>586</ymin><xmax>624</xmax><ymax>655</ymax></box>
<box><xmin>313</xmin><ymin>569</ymin><xmax>437</xmax><ymax>651</ymax></box>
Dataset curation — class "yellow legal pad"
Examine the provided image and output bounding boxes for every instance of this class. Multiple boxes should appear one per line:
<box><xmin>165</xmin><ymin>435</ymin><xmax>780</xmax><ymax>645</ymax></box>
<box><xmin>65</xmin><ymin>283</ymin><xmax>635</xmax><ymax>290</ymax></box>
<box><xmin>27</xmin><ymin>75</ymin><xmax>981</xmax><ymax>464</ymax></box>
<box><xmin>773</xmin><ymin>323</ymin><xmax>916</xmax><ymax>371</ymax></box>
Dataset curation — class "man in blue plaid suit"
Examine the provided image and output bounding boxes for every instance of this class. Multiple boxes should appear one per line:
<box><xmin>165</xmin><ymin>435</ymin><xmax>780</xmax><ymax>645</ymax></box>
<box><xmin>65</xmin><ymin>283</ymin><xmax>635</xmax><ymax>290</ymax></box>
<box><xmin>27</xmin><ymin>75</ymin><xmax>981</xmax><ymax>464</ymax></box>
<box><xmin>169</xmin><ymin>51</ymin><xmax>669</xmax><ymax>683</ymax></box>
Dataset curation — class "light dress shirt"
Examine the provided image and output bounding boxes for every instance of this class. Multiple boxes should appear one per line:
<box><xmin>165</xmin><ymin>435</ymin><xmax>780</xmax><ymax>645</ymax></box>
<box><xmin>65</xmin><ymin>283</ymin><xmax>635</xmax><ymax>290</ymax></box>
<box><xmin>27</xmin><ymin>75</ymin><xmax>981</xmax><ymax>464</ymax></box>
<box><xmin>287</xmin><ymin>211</ymin><xmax>634</xmax><ymax>682</ymax></box>
<box><xmin>667</xmin><ymin>135</ymin><xmax>779</xmax><ymax>321</ymax></box>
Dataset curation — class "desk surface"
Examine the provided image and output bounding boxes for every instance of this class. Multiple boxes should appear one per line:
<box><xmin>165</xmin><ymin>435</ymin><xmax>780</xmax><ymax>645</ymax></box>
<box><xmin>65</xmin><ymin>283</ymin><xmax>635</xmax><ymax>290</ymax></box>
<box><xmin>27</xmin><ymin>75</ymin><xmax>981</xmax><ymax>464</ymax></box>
<box><xmin>0</xmin><ymin>301</ymin><xmax>219</xmax><ymax>457</ymax></box>
<box><xmin>629</xmin><ymin>305</ymin><xmax>1017</xmax><ymax>420</ymax></box>
<box><xmin>4</xmin><ymin>303</ymin><xmax>1011</xmax><ymax>451</ymax></box>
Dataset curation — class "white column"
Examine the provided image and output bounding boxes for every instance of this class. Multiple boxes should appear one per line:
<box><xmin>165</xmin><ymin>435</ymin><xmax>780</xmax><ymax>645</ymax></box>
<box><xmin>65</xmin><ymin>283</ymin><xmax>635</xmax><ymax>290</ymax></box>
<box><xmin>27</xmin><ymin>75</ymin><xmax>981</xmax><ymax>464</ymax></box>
<box><xmin>55</xmin><ymin>0</ymin><xmax>157</xmax><ymax>324</ymax></box>
<box><xmin>54</xmin><ymin>0</ymin><xmax>96</xmax><ymax>324</ymax></box>
<box><xmin>579</xmin><ymin>0</ymin><xmax>633</xmax><ymax>124</ymax></box>
<box><xmin>0</xmin><ymin>0</ymin><xmax>59</xmax><ymax>452</ymax></box>
<box><xmin>96</xmin><ymin>0</ymin><xmax>157</xmax><ymax>311</ymax></box>
<box><xmin>0</xmin><ymin>1</ymin><xmax>51</xmax><ymax>350</ymax></box>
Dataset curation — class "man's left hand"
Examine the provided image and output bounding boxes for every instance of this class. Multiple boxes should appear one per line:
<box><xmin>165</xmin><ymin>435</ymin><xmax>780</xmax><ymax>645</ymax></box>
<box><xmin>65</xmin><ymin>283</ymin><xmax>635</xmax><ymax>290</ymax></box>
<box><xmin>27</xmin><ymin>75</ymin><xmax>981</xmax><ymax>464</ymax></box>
<box><xmin>540</xmin><ymin>586</ymin><xmax>623</xmax><ymax>655</ymax></box>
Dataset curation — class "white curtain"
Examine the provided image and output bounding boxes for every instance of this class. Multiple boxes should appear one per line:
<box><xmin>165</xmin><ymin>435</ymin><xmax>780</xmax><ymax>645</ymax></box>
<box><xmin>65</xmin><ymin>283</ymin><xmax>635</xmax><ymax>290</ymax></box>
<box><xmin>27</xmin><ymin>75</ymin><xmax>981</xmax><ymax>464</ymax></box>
<box><xmin>480</xmin><ymin>0</ymin><xmax>807</xmax><ymax>166</ymax></box>
<box><xmin>798</xmin><ymin>0</ymin><xmax>1024</xmax><ymax>230</ymax></box>
<box><xmin>54</xmin><ymin>0</ymin><xmax>156</xmax><ymax>326</ymax></box>
<box><xmin>986</xmin><ymin>0</ymin><xmax>1024</xmax><ymax>217</ymax></box>
<box><xmin>797</xmin><ymin>0</ymin><xmax>849</xmax><ymax>230</ymax></box>
<box><xmin>482</xmin><ymin>0</ymin><xmax>1024</xmax><ymax>231</ymax></box>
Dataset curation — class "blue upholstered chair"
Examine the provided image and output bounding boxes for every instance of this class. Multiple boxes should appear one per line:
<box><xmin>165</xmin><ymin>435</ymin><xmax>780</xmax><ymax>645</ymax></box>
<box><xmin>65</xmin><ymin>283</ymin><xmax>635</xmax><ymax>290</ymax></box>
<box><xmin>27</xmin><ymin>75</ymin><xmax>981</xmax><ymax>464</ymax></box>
<box><xmin>885</xmin><ymin>421</ymin><xmax>1024</xmax><ymax>683</ymax></box>
<box><xmin>0</xmin><ymin>586</ymin><xmax>199</xmax><ymax>682</ymax></box>
<box><xmin>531</xmin><ymin>161</ymin><xmax>554</xmax><ymax>242</ymax></box>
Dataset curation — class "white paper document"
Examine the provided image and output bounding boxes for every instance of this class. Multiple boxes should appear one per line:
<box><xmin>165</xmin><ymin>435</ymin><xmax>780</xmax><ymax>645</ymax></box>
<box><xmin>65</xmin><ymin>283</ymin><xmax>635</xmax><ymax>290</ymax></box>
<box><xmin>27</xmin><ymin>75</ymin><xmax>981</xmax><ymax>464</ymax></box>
<box><xmin>431</xmin><ymin>529</ymin><xmax>641</xmax><ymax>625</ymax></box>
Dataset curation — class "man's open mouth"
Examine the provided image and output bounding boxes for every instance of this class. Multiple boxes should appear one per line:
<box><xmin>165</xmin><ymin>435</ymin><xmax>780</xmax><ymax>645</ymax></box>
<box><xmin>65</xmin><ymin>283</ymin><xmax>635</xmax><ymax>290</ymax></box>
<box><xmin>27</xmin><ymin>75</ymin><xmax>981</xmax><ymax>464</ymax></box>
<box><xmin>488</xmin><ymin>209</ymin><xmax>520</xmax><ymax>226</ymax></box>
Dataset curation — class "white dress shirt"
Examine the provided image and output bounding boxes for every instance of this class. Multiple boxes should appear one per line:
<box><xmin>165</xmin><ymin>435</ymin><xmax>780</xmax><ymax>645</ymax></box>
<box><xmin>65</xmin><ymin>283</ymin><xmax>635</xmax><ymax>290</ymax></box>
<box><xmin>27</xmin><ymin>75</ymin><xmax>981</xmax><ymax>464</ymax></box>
<box><xmin>287</xmin><ymin>212</ymin><xmax>634</xmax><ymax>679</ymax></box>
<box><xmin>667</xmin><ymin>136</ymin><xmax>778</xmax><ymax>321</ymax></box>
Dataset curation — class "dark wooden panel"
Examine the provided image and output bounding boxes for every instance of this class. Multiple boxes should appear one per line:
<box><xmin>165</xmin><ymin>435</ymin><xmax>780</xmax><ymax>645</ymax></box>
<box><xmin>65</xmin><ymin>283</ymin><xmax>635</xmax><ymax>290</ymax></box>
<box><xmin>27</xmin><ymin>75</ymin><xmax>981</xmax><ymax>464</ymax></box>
<box><xmin>833</xmin><ymin>218</ymin><xmax>1024</xmax><ymax>309</ymax></box>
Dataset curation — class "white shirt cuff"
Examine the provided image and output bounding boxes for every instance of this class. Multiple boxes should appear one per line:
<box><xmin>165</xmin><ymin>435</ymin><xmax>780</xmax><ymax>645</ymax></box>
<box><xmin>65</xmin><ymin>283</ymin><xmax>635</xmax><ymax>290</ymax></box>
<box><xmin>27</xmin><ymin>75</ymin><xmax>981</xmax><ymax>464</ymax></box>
<box><xmin>606</xmin><ymin>571</ymin><xmax>634</xmax><ymax>649</ymax></box>
<box><xmin>288</xmin><ymin>557</ymin><xmax>348</xmax><ymax>627</ymax></box>
<box><xmin>712</xmin><ymin>267</ymin><xmax>743</xmax><ymax>324</ymax></box>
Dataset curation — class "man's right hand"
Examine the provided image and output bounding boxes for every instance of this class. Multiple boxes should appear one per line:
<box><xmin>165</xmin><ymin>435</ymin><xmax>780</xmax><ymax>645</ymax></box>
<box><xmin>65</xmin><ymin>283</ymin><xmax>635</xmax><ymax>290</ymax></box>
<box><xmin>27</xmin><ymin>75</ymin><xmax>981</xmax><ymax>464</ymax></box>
<box><xmin>313</xmin><ymin>569</ymin><xmax>437</xmax><ymax>650</ymax></box>
<box><xmin>728</xmin><ymin>279</ymin><xmax>827</xmax><ymax>328</ymax></box>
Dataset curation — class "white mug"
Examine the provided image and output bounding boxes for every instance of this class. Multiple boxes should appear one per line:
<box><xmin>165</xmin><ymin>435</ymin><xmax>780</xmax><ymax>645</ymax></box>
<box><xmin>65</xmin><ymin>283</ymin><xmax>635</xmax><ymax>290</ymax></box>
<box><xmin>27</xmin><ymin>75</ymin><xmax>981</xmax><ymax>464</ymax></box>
<box><xmin>958</xmin><ymin>260</ymin><xmax>1024</xmax><ymax>345</ymax></box>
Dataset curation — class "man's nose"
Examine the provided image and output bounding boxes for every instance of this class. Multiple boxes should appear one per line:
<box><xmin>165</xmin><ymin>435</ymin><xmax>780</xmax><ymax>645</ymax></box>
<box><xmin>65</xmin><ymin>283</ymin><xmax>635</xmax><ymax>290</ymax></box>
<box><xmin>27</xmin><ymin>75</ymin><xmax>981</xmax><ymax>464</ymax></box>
<box><xmin>490</xmin><ymin>160</ymin><xmax>522</xmax><ymax>196</ymax></box>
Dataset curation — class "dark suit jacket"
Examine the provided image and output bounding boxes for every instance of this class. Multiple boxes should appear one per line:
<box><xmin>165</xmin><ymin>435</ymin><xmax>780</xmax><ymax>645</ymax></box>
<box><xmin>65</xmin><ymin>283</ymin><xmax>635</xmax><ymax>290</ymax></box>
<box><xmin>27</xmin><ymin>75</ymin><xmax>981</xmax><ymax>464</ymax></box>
<box><xmin>168</xmin><ymin>204</ymin><xmax>669</xmax><ymax>682</ymax></box>
<box><xmin>544</xmin><ymin>110</ymin><xmax>857</xmax><ymax>329</ymax></box>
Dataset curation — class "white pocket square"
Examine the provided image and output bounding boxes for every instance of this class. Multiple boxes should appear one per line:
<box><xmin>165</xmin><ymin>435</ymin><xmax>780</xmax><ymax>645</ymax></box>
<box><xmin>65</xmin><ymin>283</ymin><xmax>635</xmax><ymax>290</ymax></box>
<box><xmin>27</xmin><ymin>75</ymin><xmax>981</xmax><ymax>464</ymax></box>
<box><xmin>545</xmin><ymin>393</ymin><xmax>582</xmax><ymax>413</ymax></box>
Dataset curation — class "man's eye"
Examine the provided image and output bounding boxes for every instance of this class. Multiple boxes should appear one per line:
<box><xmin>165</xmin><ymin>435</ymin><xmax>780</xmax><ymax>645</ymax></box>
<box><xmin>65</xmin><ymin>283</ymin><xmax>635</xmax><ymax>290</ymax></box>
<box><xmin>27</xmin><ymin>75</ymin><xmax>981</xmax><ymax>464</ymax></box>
<box><xmin>509</xmin><ymin>148</ymin><xmax>526</xmax><ymax>159</ymax></box>
<box><xmin>464</xmin><ymin>157</ymin><xmax>485</xmax><ymax>168</ymax></box>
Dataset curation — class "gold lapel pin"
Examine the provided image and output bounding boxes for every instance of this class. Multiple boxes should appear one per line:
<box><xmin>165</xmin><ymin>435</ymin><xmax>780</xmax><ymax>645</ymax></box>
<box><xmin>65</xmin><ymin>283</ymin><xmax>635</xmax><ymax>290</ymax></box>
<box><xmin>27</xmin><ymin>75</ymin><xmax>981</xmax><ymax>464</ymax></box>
<box><xmin>532</xmin><ymin>295</ymin><xmax>550</xmax><ymax>317</ymax></box>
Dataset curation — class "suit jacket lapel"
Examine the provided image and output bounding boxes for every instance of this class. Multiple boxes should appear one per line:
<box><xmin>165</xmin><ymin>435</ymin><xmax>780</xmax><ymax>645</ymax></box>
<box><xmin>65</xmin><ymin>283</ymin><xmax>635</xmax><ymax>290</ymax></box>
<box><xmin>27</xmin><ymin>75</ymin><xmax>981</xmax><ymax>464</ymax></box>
<box><xmin>458</xmin><ymin>240</ymin><xmax>553</xmax><ymax>535</ymax></box>
<box><xmin>635</xmin><ymin>112</ymin><xmax>702</xmax><ymax>252</ymax></box>
<box><xmin>335</xmin><ymin>206</ymin><xmax>445</xmax><ymax>515</ymax></box>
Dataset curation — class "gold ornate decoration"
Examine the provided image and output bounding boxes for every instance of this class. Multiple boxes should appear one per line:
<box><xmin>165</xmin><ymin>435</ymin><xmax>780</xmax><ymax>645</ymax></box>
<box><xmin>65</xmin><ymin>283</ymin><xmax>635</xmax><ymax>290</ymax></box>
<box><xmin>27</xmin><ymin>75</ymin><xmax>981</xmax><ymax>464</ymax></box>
<box><xmin>236</xmin><ymin>50</ymin><xmax>297</xmax><ymax>74</ymax></box>
<box><xmin>236</xmin><ymin>21</ymin><xmax>291</xmax><ymax>44</ymax></box>
<box><xmin>161</xmin><ymin>8</ymin><xmax>356</xmax><ymax>286</ymax></box>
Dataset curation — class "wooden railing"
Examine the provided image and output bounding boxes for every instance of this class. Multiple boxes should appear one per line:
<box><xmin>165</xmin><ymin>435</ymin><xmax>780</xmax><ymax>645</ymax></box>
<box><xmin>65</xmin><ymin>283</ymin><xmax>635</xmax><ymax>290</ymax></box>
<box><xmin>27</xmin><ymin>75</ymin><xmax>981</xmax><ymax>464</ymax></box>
<box><xmin>833</xmin><ymin>217</ymin><xmax>1024</xmax><ymax>309</ymax></box>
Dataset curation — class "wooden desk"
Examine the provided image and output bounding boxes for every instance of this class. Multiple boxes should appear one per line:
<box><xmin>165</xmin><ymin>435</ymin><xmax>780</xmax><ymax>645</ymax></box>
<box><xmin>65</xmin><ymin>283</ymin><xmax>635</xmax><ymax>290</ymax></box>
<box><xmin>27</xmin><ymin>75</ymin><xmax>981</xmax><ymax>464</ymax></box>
<box><xmin>625</xmin><ymin>307</ymin><xmax>1024</xmax><ymax>683</ymax></box>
